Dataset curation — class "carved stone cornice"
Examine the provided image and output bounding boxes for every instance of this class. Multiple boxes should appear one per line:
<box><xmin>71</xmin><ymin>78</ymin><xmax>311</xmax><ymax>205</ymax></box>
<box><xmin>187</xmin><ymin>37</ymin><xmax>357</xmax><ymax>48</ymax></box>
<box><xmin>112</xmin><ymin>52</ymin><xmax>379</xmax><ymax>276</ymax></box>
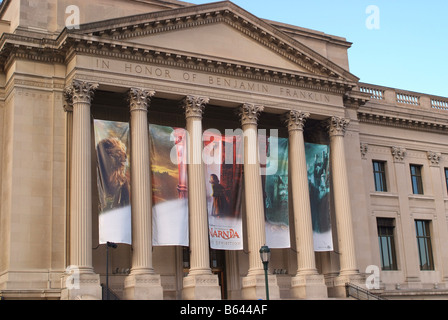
<box><xmin>327</xmin><ymin>116</ymin><xmax>350</xmax><ymax>137</ymax></box>
<box><xmin>358</xmin><ymin>111</ymin><xmax>448</xmax><ymax>134</ymax></box>
<box><xmin>65</xmin><ymin>80</ymin><xmax>99</xmax><ymax>105</ymax></box>
<box><xmin>427</xmin><ymin>151</ymin><xmax>441</xmax><ymax>167</ymax></box>
<box><xmin>70</xmin><ymin>2</ymin><xmax>357</xmax><ymax>84</ymax></box>
<box><xmin>284</xmin><ymin>110</ymin><xmax>310</xmax><ymax>132</ymax></box>
<box><xmin>344</xmin><ymin>90</ymin><xmax>370</xmax><ymax>109</ymax></box>
<box><xmin>391</xmin><ymin>146</ymin><xmax>407</xmax><ymax>163</ymax></box>
<box><xmin>238</xmin><ymin>103</ymin><xmax>264</xmax><ymax>126</ymax></box>
<box><xmin>181</xmin><ymin>95</ymin><xmax>209</xmax><ymax>119</ymax></box>
<box><xmin>128</xmin><ymin>88</ymin><xmax>156</xmax><ymax>112</ymax></box>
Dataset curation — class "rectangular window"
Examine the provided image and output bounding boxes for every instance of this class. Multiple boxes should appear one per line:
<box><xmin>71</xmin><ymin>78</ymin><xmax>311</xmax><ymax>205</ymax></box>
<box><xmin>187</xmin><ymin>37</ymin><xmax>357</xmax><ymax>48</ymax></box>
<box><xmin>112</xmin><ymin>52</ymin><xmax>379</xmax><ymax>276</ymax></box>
<box><xmin>445</xmin><ymin>168</ymin><xmax>448</xmax><ymax>193</ymax></box>
<box><xmin>377</xmin><ymin>218</ymin><xmax>398</xmax><ymax>270</ymax></box>
<box><xmin>373</xmin><ymin>161</ymin><xmax>387</xmax><ymax>192</ymax></box>
<box><xmin>410</xmin><ymin>164</ymin><xmax>424</xmax><ymax>195</ymax></box>
<box><xmin>415</xmin><ymin>220</ymin><xmax>434</xmax><ymax>271</ymax></box>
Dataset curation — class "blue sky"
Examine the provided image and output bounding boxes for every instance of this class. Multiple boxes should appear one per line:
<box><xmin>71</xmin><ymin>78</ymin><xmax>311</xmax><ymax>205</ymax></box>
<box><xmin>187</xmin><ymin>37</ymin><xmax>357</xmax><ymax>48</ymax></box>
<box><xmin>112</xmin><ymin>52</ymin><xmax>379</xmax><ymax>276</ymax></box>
<box><xmin>187</xmin><ymin>0</ymin><xmax>448</xmax><ymax>97</ymax></box>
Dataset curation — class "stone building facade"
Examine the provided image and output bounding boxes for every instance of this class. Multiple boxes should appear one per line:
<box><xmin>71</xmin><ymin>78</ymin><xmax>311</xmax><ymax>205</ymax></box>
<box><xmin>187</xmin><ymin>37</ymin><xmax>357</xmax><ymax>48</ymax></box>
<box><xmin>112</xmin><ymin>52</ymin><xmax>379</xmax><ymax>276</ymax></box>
<box><xmin>0</xmin><ymin>0</ymin><xmax>447</xmax><ymax>300</ymax></box>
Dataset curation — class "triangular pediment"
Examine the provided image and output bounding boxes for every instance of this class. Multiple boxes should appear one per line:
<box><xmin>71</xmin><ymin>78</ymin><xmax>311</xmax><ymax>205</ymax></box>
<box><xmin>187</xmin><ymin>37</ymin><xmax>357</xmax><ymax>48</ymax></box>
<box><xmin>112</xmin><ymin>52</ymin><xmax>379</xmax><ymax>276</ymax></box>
<box><xmin>65</xmin><ymin>1</ymin><xmax>359</xmax><ymax>86</ymax></box>
<box><xmin>128</xmin><ymin>21</ymin><xmax>310</xmax><ymax>74</ymax></box>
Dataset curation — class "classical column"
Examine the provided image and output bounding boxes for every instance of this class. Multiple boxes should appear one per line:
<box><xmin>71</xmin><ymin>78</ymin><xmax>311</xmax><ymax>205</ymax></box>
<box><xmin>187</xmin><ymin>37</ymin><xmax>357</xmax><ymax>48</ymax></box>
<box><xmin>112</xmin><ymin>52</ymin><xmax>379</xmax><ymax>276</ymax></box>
<box><xmin>327</xmin><ymin>116</ymin><xmax>362</xmax><ymax>293</ymax></box>
<box><xmin>63</xmin><ymin>92</ymin><xmax>73</xmax><ymax>268</ymax></box>
<box><xmin>239</xmin><ymin>103</ymin><xmax>279</xmax><ymax>300</ymax></box>
<box><xmin>181</xmin><ymin>95</ymin><xmax>221</xmax><ymax>300</ymax></box>
<box><xmin>286</xmin><ymin>110</ymin><xmax>327</xmax><ymax>299</ymax></box>
<box><xmin>61</xmin><ymin>80</ymin><xmax>102</xmax><ymax>300</ymax></box>
<box><xmin>124</xmin><ymin>88</ymin><xmax>163</xmax><ymax>300</ymax></box>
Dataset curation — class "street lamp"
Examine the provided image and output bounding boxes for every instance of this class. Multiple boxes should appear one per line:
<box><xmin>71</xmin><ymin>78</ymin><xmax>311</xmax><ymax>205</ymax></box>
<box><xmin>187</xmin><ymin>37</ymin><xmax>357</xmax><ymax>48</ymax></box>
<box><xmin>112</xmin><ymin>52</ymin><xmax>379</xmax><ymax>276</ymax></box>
<box><xmin>259</xmin><ymin>245</ymin><xmax>271</xmax><ymax>300</ymax></box>
<box><xmin>106</xmin><ymin>241</ymin><xmax>118</xmax><ymax>300</ymax></box>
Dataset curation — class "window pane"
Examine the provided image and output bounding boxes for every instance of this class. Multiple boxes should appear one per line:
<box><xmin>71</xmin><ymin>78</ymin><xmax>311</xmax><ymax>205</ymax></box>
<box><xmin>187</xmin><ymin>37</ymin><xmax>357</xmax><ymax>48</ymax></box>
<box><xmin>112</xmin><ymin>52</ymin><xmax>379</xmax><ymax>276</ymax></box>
<box><xmin>415</xmin><ymin>220</ymin><xmax>434</xmax><ymax>270</ymax></box>
<box><xmin>377</xmin><ymin>218</ymin><xmax>397</xmax><ymax>270</ymax></box>
<box><xmin>445</xmin><ymin>168</ymin><xmax>448</xmax><ymax>192</ymax></box>
<box><xmin>410</xmin><ymin>165</ymin><xmax>423</xmax><ymax>194</ymax></box>
<box><xmin>373</xmin><ymin>161</ymin><xmax>387</xmax><ymax>192</ymax></box>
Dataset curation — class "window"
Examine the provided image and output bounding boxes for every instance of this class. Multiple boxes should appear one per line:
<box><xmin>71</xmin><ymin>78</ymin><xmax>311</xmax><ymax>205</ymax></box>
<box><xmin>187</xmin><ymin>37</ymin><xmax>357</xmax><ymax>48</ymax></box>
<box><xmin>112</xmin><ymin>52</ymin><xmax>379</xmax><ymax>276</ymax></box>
<box><xmin>445</xmin><ymin>168</ymin><xmax>448</xmax><ymax>193</ymax></box>
<box><xmin>415</xmin><ymin>220</ymin><xmax>434</xmax><ymax>270</ymax></box>
<box><xmin>373</xmin><ymin>161</ymin><xmax>387</xmax><ymax>192</ymax></box>
<box><xmin>410</xmin><ymin>164</ymin><xmax>424</xmax><ymax>195</ymax></box>
<box><xmin>377</xmin><ymin>218</ymin><xmax>398</xmax><ymax>270</ymax></box>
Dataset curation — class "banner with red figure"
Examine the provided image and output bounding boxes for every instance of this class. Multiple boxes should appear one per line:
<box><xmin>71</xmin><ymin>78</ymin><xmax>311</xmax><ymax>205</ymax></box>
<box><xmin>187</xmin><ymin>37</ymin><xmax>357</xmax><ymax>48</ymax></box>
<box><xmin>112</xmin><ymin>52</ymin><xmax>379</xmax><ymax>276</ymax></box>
<box><xmin>203</xmin><ymin>130</ymin><xmax>244</xmax><ymax>250</ymax></box>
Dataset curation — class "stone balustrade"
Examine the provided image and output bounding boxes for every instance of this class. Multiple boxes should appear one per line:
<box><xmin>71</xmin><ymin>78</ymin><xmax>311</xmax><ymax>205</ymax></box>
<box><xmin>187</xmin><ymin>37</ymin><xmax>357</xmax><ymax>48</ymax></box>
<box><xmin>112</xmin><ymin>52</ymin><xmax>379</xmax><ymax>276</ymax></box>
<box><xmin>359</xmin><ymin>82</ymin><xmax>448</xmax><ymax>111</ymax></box>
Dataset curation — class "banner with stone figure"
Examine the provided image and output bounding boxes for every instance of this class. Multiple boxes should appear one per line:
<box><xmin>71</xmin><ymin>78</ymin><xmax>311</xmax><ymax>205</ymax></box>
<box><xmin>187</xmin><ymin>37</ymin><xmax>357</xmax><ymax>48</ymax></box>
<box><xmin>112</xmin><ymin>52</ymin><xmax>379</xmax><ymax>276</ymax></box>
<box><xmin>306</xmin><ymin>143</ymin><xmax>333</xmax><ymax>252</ymax></box>
<box><xmin>149</xmin><ymin>124</ymin><xmax>189</xmax><ymax>247</ymax></box>
<box><xmin>261</xmin><ymin>135</ymin><xmax>291</xmax><ymax>249</ymax></box>
<box><xmin>203</xmin><ymin>130</ymin><xmax>244</xmax><ymax>250</ymax></box>
<box><xmin>94</xmin><ymin>120</ymin><xmax>132</xmax><ymax>245</ymax></box>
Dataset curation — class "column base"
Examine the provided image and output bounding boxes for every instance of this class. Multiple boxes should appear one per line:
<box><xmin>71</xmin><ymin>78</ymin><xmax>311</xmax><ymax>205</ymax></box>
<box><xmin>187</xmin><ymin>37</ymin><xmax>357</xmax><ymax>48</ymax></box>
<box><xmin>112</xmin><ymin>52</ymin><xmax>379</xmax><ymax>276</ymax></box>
<box><xmin>60</xmin><ymin>272</ymin><xmax>102</xmax><ymax>300</ymax></box>
<box><xmin>123</xmin><ymin>273</ymin><xmax>164</xmax><ymax>300</ymax></box>
<box><xmin>291</xmin><ymin>273</ymin><xmax>328</xmax><ymax>300</ymax></box>
<box><xmin>182</xmin><ymin>274</ymin><xmax>221</xmax><ymax>300</ymax></box>
<box><xmin>241</xmin><ymin>274</ymin><xmax>280</xmax><ymax>300</ymax></box>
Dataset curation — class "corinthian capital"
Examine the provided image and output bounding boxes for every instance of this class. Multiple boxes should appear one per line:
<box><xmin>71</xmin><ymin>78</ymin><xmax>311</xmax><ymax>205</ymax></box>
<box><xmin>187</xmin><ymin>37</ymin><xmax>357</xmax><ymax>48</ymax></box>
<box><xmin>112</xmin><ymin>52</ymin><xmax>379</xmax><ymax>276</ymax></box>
<box><xmin>128</xmin><ymin>88</ymin><xmax>155</xmax><ymax>112</ymax></box>
<box><xmin>285</xmin><ymin>110</ymin><xmax>310</xmax><ymax>132</ymax></box>
<box><xmin>239</xmin><ymin>103</ymin><xmax>264</xmax><ymax>126</ymax></box>
<box><xmin>67</xmin><ymin>80</ymin><xmax>99</xmax><ymax>105</ymax></box>
<box><xmin>181</xmin><ymin>95</ymin><xmax>209</xmax><ymax>119</ymax></box>
<box><xmin>327</xmin><ymin>116</ymin><xmax>350</xmax><ymax>137</ymax></box>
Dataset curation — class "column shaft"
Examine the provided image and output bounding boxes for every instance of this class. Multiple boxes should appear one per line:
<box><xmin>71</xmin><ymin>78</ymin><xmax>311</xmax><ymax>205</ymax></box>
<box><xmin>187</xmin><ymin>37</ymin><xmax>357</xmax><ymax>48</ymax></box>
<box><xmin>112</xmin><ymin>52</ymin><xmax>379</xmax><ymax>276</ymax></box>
<box><xmin>61</xmin><ymin>80</ymin><xmax>102</xmax><ymax>300</ymax></box>
<box><xmin>183</xmin><ymin>96</ymin><xmax>211</xmax><ymax>276</ymax></box>
<box><xmin>129</xmin><ymin>88</ymin><xmax>155</xmax><ymax>275</ymax></box>
<box><xmin>181</xmin><ymin>96</ymin><xmax>221</xmax><ymax>300</ymax></box>
<box><xmin>68</xmin><ymin>80</ymin><xmax>98</xmax><ymax>273</ymax></box>
<box><xmin>124</xmin><ymin>88</ymin><xmax>163</xmax><ymax>300</ymax></box>
<box><xmin>286</xmin><ymin>111</ymin><xmax>317</xmax><ymax>275</ymax></box>
<box><xmin>328</xmin><ymin>117</ymin><xmax>358</xmax><ymax>275</ymax></box>
<box><xmin>287</xmin><ymin>111</ymin><xmax>327</xmax><ymax>299</ymax></box>
<box><xmin>240</xmin><ymin>104</ymin><xmax>265</xmax><ymax>276</ymax></box>
<box><xmin>240</xmin><ymin>104</ymin><xmax>280</xmax><ymax>300</ymax></box>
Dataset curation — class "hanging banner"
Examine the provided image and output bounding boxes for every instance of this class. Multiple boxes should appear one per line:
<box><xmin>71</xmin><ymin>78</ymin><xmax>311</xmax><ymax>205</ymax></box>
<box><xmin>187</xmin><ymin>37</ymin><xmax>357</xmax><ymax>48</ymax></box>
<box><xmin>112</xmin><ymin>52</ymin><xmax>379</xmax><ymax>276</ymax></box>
<box><xmin>306</xmin><ymin>143</ymin><xmax>333</xmax><ymax>252</ymax></box>
<box><xmin>204</xmin><ymin>130</ymin><xmax>244</xmax><ymax>250</ymax></box>
<box><xmin>261</xmin><ymin>135</ymin><xmax>291</xmax><ymax>249</ymax></box>
<box><xmin>149</xmin><ymin>124</ymin><xmax>189</xmax><ymax>247</ymax></box>
<box><xmin>94</xmin><ymin>120</ymin><xmax>132</xmax><ymax>245</ymax></box>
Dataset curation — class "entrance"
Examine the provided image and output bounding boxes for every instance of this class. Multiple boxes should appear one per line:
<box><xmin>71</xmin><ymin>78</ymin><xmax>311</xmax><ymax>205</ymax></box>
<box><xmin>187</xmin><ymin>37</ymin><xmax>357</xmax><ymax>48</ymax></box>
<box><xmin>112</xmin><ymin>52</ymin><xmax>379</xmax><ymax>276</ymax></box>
<box><xmin>182</xmin><ymin>247</ymin><xmax>227</xmax><ymax>299</ymax></box>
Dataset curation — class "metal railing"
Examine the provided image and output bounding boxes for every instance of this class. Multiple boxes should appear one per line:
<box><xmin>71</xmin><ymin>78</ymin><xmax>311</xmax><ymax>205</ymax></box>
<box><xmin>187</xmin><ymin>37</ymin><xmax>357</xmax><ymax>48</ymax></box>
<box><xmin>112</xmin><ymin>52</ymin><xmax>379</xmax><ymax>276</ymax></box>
<box><xmin>345</xmin><ymin>283</ymin><xmax>386</xmax><ymax>300</ymax></box>
<box><xmin>101</xmin><ymin>284</ymin><xmax>120</xmax><ymax>300</ymax></box>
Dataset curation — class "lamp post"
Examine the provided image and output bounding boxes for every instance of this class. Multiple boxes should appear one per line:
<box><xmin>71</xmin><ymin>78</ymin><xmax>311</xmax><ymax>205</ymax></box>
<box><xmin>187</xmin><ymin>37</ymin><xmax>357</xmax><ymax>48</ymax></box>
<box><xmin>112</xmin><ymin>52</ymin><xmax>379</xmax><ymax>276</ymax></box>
<box><xmin>259</xmin><ymin>245</ymin><xmax>271</xmax><ymax>300</ymax></box>
<box><xmin>106</xmin><ymin>242</ymin><xmax>118</xmax><ymax>300</ymax></box>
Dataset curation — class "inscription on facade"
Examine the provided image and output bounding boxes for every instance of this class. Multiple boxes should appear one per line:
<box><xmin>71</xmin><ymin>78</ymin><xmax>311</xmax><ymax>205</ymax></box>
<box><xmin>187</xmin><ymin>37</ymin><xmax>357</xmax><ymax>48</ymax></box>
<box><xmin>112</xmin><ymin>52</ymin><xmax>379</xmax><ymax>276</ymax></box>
<box><xmin>92</xmin><ymin>58</ymin><xmax>334</xmax><ymax>104</ymax></box>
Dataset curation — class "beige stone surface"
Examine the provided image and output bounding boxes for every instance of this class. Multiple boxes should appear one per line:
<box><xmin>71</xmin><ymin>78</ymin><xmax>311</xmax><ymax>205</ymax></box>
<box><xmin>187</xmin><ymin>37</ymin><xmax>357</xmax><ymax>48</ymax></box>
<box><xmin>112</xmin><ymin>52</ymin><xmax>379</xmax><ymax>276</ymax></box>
<box><xmin>0</xmin><ymin>0</ymin><xmax>448</xmax><ymax>300</ymax></box>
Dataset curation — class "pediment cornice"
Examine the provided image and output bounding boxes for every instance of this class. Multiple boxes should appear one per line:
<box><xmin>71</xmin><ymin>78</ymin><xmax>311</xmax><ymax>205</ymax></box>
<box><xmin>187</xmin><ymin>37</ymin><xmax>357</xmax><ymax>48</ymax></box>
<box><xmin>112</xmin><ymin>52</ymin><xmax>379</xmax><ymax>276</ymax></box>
<box><xmin>0</xmin><ymin>1</ymin><xmax>359</xmax><ymax>94</ymax></box>
<box><xmin>65</xmin><ymin>1</ymin><xmax>359</xmax><ymax>83</ymax></box>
